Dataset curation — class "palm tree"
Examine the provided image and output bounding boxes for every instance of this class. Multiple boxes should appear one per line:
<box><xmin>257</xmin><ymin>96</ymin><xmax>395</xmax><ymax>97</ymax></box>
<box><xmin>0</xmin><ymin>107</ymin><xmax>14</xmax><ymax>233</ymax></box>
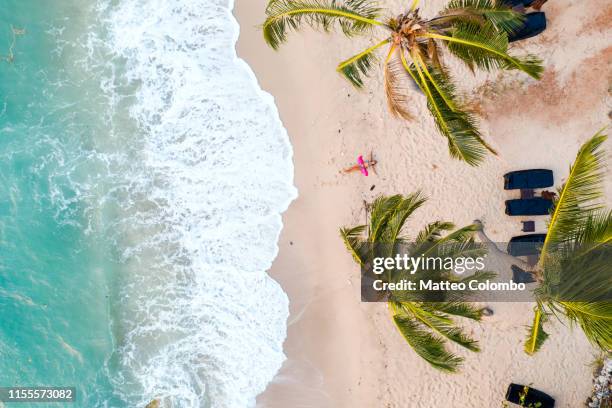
<box><xmin>263</xmin><ymin>0</ymin><xmax>543</xmax><ymax>165</ymax></box>
<box><xmin>524</xmin><ymin>130</ymin><xmax>612</xmax><ymax>355</ymax></box>
<box><xmin>340</xmin><ymin>193</ymin><xmax>494</xmax><ymax>372</ymax></box>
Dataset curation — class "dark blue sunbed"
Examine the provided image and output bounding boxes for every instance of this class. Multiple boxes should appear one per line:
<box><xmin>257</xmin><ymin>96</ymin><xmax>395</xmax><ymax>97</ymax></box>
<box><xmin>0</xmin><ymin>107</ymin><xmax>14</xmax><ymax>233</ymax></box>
<box><xmin>509</xmin><ymin>12</ymin><xmax>547</xmax><ymax>42</ymax></box>
<box><xmin>507</xmin><ymin>234</ymin><xmax>547</xmax><ymax>256</ymax></box>
<box><xmin>506</xmin><ymin>383</ymin><xmax>555</xmax><ymax>408</ymax></box>
<box><xmin>505</xmin><ymin>198</ymin><xmax>553</xmax><ymax>215</ymax></box>
<box><xmin>503</xmin><ymin>0</ymin><xmax>534</xmax><ymax>7</ymax></box>
<box><xmin>504</xmin><ymin>169</ymin><xmax>553</xmax><ymax>190</ymax></box>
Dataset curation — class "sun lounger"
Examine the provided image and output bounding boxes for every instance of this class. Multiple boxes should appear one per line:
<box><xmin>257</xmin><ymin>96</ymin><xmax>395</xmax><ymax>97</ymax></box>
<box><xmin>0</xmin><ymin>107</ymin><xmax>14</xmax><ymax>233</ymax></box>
<box><xmin>511</xmin><ymin>265</ymin><xmax>536</xmax><ymax>283</ymax></box>
<box><xmin>503</xmin><ymin>0</ymin><xmax>534</xmax><ymax>7</ymax></box>
<box><xmin>509</xmin><ymin>12</ymin><xmax>547</xmax><ymax>42</ymax></box>
<box><xmin>505</xmin><ymin>198</ymin><xmax>553</xmax><ymax>216</ymax></box>
<box><xmin>506</xmin><ymin>383</ymin><xmax>555</xmax><ymax>408</ymax></box>
<box><xmin>504</xmin><ymin>169</ymin><xmax>553</xmax><ymax>190</ymax></box>
<box><xmin>507</xmin><ymin>234</ymin><xmax>546</xmax><ymax>256</ymax></box>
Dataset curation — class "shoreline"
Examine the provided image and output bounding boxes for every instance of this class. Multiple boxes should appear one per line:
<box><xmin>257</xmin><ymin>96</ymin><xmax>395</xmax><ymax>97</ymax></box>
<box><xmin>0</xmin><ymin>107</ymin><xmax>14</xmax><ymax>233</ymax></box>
<box><xmin>234</xmin><ymin>0</ymin><xmax>612</xmax><ymax>406</ymax></box>
<box><xmin>226</xmin><ymin>0</ymin><xmax>300</xmax><ymax>403</ymax></box>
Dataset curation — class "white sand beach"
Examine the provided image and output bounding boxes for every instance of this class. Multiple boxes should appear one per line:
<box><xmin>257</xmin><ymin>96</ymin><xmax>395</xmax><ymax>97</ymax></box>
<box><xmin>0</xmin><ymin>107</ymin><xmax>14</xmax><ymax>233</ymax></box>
<box><xmin>235</xmin><ymin>0</ymin><xmax>612</xmax><ymax>406</ymax></box>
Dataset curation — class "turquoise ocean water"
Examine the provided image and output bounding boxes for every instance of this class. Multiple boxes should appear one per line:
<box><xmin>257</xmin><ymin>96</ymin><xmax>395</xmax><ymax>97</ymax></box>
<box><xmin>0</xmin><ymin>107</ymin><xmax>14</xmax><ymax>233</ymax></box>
<box><xmin>0</xmin><ymin>2</ymin><xmax>119</xmax><ymax>406</ymax></box>
<box><xmin>0</xmin><ymin>1</ymin><xmax>295</xmax><ymax>407</ymax></box>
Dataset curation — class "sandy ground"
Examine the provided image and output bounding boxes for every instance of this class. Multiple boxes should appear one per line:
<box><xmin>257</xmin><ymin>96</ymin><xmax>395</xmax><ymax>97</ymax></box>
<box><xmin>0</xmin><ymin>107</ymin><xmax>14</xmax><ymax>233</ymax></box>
<box><xmin>234</xmin><ymin>1</ymin><xmax>612</xmax><ymax>407</ymax></box>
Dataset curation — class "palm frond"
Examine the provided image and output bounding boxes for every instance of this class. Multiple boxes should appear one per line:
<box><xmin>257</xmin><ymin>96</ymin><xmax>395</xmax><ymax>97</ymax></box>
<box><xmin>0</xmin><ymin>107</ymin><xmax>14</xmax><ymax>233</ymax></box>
<box><xmin>538</xmin><ymin>239</ymin><xmax>612</xmax><ymax>303</ymax></box>
<box><xmin>339</xmin><ymin>194</ymin><xmax>491</xmax><ymax>372</ymax></box>
<box><xmin>524</xmin><ymin>306</ymin><xmax>548</xmax><ymax>355</ymax></box>
<box><xmin>404</xmin><ymin>303</ymin><xmax>481</xmax><ymax>351</ymax></box>
<box><xmin>415</xmin><ymin>221</ymin><xmax>456</xmax><ymax>244</ymax></box>
<box><xmin>337</xmin><ymin>38</ymin><xmax>390</xmax><ymax>88</ymax></box>
<box><xmin>403</xmin><ymin>49</ymin><xmax>496</xmax><ymax>165</ymax></box>
<box><xmin>560</xmin><ymin>301</ymin><xmax>612</xmax><ymax>350</ymax></box>
<box><xmin>536</xmin><ymin>241</ymin><xmax>611</xmax><ymax>352</ymax></box>
<box><xmin>540</xmin><ymin>132</ymin><xmax>608</xmax><ymax>262</ymax></box>
<box><xmin>530</xmin><ymin>132</ymin><xmax>611</xmax><ymax>356</ymax></box>
<box><xmin>413</xmin><ymin>51</ymin><xmax>458</xmax><ymax>111</ymax></box>
<box><xmin>385</xmin><ymin>51</ymin><xmax>416</xmax><ymax>120</ymax></box>
<box><xmin>422</xmin><ymin>24</ymin><xmax>543</xmax><ymax>79</ymax></box>
<box><xmin>263</xmin><ymin>0</ymin><xmax>383</xmax><ymax>49</ymax></box>
<box><xmin>440</xmin><ymin>0</ymin><xmax>525</xmax><ymax>34</ymax></box>
<box><xmin>392</xmin><ymin>313</ymin><xmax>464</xmax><ymax>372</ymax></box>
<box><xmin>369</xmin><ymin>195</ymin><xmax>403</xmax><ymax>242</ymax></box>
<box><xmin>575</xmin><ymin>210</ymin><xmax>612</xmax><ymax>246</ymax></box>
<box><xmin>454</xmin><ymin>269</ymin><xmax>497</xmax><ymax>286</ymax></box>
<box><xmin>436</xmin><ymin>240</ymin><xmax>488</xmax><ymax>263</ymax></box>
<box><xmin>420</xmin><ymin>223</ymin><xmax>482</xmax><ymax>257</ymax></box>
<box><xmin>421</xmin><ymin>302</ymin><xmax>484</xmax><ymax>321</ymax></box>
<box><xmin>384</xmin><ymin>192</ymin><xmax>427</xmax><ymax>242</ymax></box>
<box><xmin>427</xmin><ymin>39</ymin><xmax>443</xmax><ymax>70</ymax></box>
<box><xmin>339</xmin><ymin>225</ymin><xmax>368</xmax><ymax>264</ymax></box>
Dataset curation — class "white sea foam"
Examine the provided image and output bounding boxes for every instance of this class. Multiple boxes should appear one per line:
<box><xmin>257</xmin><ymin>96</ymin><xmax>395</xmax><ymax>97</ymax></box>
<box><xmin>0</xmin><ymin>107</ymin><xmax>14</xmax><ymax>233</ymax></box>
<box><xmin>89</xmin><ymin>0</ymin><xmax>297</xmax><ymax>406</ymax></box>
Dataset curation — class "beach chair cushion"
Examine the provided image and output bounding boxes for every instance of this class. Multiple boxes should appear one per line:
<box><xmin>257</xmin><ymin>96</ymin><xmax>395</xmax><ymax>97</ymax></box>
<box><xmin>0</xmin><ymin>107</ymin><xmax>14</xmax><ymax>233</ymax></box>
<box><xmin>505</xmin><ymin>198</ymin><xmax>553</xmax><ymax>216</ymax></box>
<box><xmin>506</xmin><ymin>383</ymin><xmax>555</xmax><ymax>407</ymax></box>
<box><xmin>504</xmin><ymin>169</ymin><xmax>554</xmax><ymax>190</ymax></box>
<box><xmin>503</xmin><ymin>0</ymin><xmax>535</xmax><ymax>7</ymax></box>
<box><xmin>507</xmin><ymin>234</ymin><xmax>547</xmax><ymax>256</ymax></box>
